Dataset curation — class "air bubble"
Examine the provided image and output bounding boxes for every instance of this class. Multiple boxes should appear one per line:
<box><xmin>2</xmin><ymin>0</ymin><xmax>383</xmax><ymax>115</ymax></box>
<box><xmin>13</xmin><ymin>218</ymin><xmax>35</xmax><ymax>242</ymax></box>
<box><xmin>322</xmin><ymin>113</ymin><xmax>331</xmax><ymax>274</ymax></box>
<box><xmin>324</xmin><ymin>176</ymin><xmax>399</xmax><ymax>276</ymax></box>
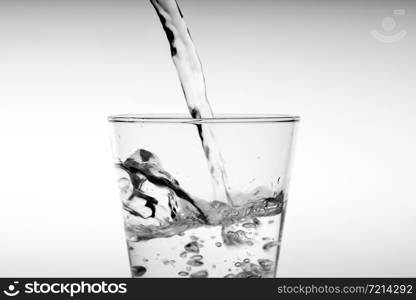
<box><xmin>131</xmin><ymin>266</ymin><xmax>146</xmax><ymax>277</ymax></box>
<box><xmin>118</xmin><ymin>178</ymin><xmax>130</xmax><ymax>191</ymax></box>
<box><xmin>187</xmin><ymin>259</ymin><xmax>204</xmax><ymax>267</ymax></box>
<box><xmin>190</xmin><ymin>255</ymin><xmax>203</xmax><ymax>260</ymax></box>
<box><xmin>162</xmin><ymin>259</ymin><xmax>176</xmax><ymax>265</ymax></box>
<box><xmin>242</xmin><ymin>222</ymin><xmax>256</xmax><ymax>229</ymax></box>
<box><xmin>258</xmin><ymin>259</ymin><xmax>274</xmax><ymax>271</ymax></box>
<box><xmin>190</xmin><ymin>270</ymin><xmax>208</xmax><ymax>278</ymax></box>
<box><xmin>184</xmin><ymin>241</ymin><xmax>200</xmax><ymax>253</ymax></box>
<box><xmin>263</xmin><ymin>241</ymin><xmax>278</xmax><ymax>251</ymax></box>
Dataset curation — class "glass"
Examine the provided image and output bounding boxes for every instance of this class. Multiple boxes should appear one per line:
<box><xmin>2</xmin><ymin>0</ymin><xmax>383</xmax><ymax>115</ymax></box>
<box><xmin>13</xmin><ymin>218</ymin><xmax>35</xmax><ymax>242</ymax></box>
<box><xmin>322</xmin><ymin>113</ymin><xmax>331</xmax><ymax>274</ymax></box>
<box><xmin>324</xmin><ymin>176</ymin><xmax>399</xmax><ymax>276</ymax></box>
<box><xmin>108</xmin><ymin>114</ymin><xmax>299</xmax><ymax>278</ymax></box>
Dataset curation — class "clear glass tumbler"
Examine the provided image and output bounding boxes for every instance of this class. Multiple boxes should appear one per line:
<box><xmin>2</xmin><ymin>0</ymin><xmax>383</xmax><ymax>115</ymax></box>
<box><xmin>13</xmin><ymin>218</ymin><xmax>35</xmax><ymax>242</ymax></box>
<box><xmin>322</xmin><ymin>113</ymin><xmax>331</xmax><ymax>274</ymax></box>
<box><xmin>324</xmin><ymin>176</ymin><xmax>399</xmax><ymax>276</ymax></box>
<box><xmin>108</xmin><ymin>114</ymin><xmax>299</xmax><ymax>278</ymax></box>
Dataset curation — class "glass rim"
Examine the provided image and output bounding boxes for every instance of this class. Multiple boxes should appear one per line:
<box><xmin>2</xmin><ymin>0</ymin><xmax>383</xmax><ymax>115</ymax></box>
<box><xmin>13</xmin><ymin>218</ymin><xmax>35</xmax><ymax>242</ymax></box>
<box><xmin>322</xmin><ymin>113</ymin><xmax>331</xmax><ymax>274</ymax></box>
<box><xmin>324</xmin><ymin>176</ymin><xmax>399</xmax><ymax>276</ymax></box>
<box><xmin>108</xmin><ymin>114</ymin><xmax>300</xmax><ymax>124</ymax></box>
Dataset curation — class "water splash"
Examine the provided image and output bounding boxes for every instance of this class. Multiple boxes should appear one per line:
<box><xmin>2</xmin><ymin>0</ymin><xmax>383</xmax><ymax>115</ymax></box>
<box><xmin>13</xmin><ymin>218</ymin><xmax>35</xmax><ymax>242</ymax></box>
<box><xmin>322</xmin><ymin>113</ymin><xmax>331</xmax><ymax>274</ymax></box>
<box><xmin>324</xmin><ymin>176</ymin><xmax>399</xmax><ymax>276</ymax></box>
<box><xmin>117</xmin><ymin>148</ymin><xmax>284</xmax><ymax>241</ymax></box>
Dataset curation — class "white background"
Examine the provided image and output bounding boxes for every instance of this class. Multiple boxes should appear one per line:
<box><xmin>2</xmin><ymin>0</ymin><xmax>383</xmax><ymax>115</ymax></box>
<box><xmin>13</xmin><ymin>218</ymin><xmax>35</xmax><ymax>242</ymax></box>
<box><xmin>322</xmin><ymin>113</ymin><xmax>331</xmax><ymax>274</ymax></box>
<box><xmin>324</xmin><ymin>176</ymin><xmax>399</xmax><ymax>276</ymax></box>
<box><xmin>0</xmin><ymin>0</ymin><xmax>415</xmax><ymax>276</ymax></box>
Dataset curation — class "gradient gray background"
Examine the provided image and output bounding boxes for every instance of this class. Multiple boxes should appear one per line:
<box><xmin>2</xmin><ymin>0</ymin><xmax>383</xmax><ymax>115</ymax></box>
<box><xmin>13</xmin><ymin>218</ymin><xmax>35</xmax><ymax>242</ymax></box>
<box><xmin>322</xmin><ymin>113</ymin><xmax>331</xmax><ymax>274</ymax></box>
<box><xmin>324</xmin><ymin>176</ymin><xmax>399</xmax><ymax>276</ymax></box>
<box><xmin>0</xmin><ymin>0</ymin><xmax>415</xmax><ymax>277</ymax></box>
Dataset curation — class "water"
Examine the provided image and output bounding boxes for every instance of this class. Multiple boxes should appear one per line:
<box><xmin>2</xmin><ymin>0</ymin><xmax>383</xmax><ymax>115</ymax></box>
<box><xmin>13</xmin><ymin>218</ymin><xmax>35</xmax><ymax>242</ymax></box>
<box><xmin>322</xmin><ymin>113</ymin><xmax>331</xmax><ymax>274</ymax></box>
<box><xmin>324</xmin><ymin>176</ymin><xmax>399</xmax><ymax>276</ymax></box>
<box><xmin>116</xmin><ymin>0</ymin><xmax>287</xmax><ymax>278</ymax></box>
<box><xmin>117</xmin><ymin>149</ymin><xmax>286</xmax><ymax>277</ymax></box>
<box><xmin>149</xmin><ymin>0</ymin><xmax>231</xmax><ymax>204</ymax></box>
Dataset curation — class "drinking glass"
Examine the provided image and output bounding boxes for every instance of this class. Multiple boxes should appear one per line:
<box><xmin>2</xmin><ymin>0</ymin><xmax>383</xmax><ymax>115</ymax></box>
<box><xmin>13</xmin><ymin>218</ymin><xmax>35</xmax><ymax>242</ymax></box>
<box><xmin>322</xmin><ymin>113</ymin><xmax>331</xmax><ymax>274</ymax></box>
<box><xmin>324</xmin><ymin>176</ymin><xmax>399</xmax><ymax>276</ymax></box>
<box><xmin>108</xmin><ymin>114</ymin><xmax>299</xmax><ymax>278</ymax></box>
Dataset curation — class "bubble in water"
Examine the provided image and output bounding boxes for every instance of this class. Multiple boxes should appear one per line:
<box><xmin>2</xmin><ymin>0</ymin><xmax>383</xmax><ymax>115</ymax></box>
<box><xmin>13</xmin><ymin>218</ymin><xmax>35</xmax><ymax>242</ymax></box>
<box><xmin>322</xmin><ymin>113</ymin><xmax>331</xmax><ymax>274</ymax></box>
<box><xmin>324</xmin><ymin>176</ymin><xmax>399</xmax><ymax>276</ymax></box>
<box><xmin>258</xmin><ymin>259</ymin><xmax>274</xmax><ymax>271</ymax></box>
<box><xmin>184</xmin><ymin>241</ymin><xmax>200</xmax><ymax>253</ymax></box>
<box><xmin>235</xmin><ymin>271</ymin><xmax>261</xmax><ymax>278</ymax></box>
<box><xmin>118</xmin><ymin>177</ymin><xmax>130</xmax><ymax>191</ymax></box>
<box><xmin>179</xmin><ymin>271</ymin><xmax>189</xmax><ymax>277</ymax></box>
<box><xmin>243</xmin><ymin>258</ymin><xmax>250</xmax><ymax>263</ymax></box>
<box><xmin>180</xmin><ymin>251</ymin><xmax>187</xmax><ymax>258</ymax></box>
<box><xmin>221</xmin><ymin>218</ymin><xmax>260</xmax><ymax>246</ymax></box>
<box><xmin>215</xmin><ymin>242</ymin><xmax>222</xmax><ymax>247</ymax></box>
<box><xmin>222</xmin><ymin>229</ymin><xmax>252</xmax><ymax>246</ymax></box>
<box><xmin>190</xmin><ymin>255</ymin><xmax>203</xmax><ymax>260</ymax></box>
<box><xmin>131</xmin><ymin>266</ymin><xmax>146</xmax><ymax>277</ymax></box>
<box><xmin>263</xmin><ymin>241</ymin><xmax>278</xmax><ymax>251</ymax></box>
<box><xmin>224</xmin><ymin>273</ymin><xmax>235</xmax><ymax>278</ymax></box>
<box><xmin>242</xmin><ymin>223</ymin><xmax>256</xmax><ymax>229</ymax></box>
<box><xmin>190</xmin><ymin>270</ymin><xmax>209</xmax><ymax>278</ymax></box>
<box><xmin>163</xmin><ymin>259</ymin><xmax>176</xmax><ymax>265</ymax></box>
<box><xmin>187</xmin><ymin>259</ymin><xmax>204</xmax><ymax>267</ymax></box>
<box><xmin>234</xmin><ymin>262</ymin><xmax>241</xmax><ymax>267</ymax></box>
<box><xmin>190</xmin><ymin>235</ymin><xmax>199</xmax><ymax>241</ymax></box>
<box><xmin>242</xmin><ymin>263</ymin><xmax>262</xmax><ymax>277</ymax></box>
<box><xmin>242</xmin><ymin>218</ymin><xmax>259</xmax><ymax>229</ymax></box>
